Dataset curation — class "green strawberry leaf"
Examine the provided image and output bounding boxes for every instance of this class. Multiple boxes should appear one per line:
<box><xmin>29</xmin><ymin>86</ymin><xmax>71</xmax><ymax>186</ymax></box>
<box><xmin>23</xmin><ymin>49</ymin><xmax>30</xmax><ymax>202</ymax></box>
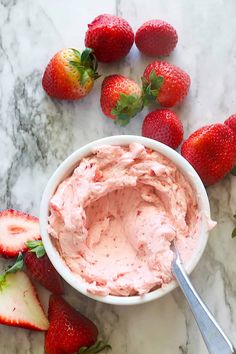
<box><xmin>34</xmin><ymin>246</ymin><xmax>46</xmax><ymax>258</ymax></box>
<box><xmin>232</xmin><ymin>227</ymin><xmax>236</xmax><ymax>238</ymax></box>
<box><xmin>6</xmin><ymin>253</ymin><xmax>24</xmax><ymax>275</ymax></box>
<box><xmin>114</xmin><ymin>116</ymin><xmax>131</xmax><ymax>126</ymax></box>
<box><xmin>0</xmin><ymin>253</ymin><xmax>24</xmax><ymax>290</ymax></box>
<box><xmin>78</xmin><ymin>341</ymin><xmax>111</xmax><ymax>354</ymax></box>
<box><xmin>142</xmin><ymin>70</ymin><xmax>164</xmax><ymax>106</ymax></box>
<box><xmin>25</xmin><ymin>240</ymin><xmax>46</xmax><ymax>258</ymax></box>
<box><xmin>231</xmin><ymin>165</ymin><xmax>236</xmax><ymax>176</ymax></box>
<box><xmin>81</xmin><ymin>48</ymin><xmax>93</xmax><ymax>64</ymax></box>
<box><xmin>70</xmin><ymin>61</ymin><xmax>84</xmax><ymax>71</ymax></box>
<box><xmin>80</xmin><ymin>71</ymin><xmax>90</xmax><ymax>86</ymax></box>
<box><xmin>70</xmin><ymin>48</ymin><xmax>100</xmax><ymax>85</ymax></box>
<box><xmin>149</xmin><ymin>69</ymin><xmax>158</xmax><ymax>83</ymax></box>
<box><xmin>71</xmin><ymin>48</ymin><xmax>81</xmax><ymax>58</ymax></box>
<box><xmin>112</xmin><ymin>93</ymin><xmax>143</xmax><ymax>125</ymax></box>
<box><xmin>149</xmin><ymin>70</ymin><xmax>164</xmax><ymax>88</ymax></box>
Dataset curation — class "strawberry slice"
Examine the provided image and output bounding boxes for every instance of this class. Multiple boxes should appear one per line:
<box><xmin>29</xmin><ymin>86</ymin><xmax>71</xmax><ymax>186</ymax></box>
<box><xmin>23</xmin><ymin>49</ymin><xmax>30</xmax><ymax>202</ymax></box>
<box><xmin>0</xmin><ymin>209</ymin><xmax>41</xmax><ymax>257</ymax></box>
<box><xmin>0</xmin><ymin>254</ymin><xmax>49</xmax><ymax>331</ymax></box>
<box><xmin>45</xmin><ymin>295</ymin><xmax>111</xmax><ymax>354</ymax></box>
<box><xmin>25</xmin><ymin>240</ymin><xmax>64</xmax><ymax>295</ymax></box>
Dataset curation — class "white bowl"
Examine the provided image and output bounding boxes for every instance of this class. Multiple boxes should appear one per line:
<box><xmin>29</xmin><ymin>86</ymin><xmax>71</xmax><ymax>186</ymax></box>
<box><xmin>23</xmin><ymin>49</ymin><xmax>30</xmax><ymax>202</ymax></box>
<box><xmin>40</xmin><ymin>135</ymin><xmax>211</xmax><ymax>305</ymax></box>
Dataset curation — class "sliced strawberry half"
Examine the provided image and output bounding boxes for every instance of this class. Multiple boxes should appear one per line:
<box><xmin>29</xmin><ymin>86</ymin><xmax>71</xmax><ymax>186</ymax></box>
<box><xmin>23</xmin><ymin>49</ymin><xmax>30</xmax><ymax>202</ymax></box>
<box><xmin>0</xmin><ymin>254</ymin><xmax>49</xmax><ymax>331</ymax></box>
<box><xmin>0</xmin><ymin>209</ymin><xmax>41</xmax><ymax>257</ymax></box>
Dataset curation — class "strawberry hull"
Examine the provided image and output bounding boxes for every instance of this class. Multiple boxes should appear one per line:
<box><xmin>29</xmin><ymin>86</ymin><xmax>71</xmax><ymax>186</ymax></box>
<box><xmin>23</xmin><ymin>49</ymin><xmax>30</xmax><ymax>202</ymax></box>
<box><xmin>100</xmin><ymin>74</ymin><xmax>143</xmax><ymax>125</ymax></box>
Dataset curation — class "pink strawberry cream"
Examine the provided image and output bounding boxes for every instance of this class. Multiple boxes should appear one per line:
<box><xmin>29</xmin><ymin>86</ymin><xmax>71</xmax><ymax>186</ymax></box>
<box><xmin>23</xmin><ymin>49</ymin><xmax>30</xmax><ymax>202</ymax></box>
<box><xmin>48</xmin><ymin>143</ymin><xmax>206</xmax><ymax>297</ymax></box>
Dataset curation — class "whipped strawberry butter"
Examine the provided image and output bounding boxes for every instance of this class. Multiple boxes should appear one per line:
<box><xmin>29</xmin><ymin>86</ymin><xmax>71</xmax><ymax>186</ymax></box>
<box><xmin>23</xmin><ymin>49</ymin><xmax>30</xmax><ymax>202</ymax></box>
<box><xmin>48</xmin><ymin>143</ymin><xmax>211</xmax><ymax>296</ymax></box>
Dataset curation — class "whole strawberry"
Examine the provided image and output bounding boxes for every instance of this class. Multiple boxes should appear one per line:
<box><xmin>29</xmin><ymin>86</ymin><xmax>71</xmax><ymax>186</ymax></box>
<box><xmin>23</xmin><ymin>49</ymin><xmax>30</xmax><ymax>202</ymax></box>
<box><xmin>181</xmin><ymin>123</ymin><xmax>236</xmax><ymax>185</ymax></box>
<box><xmin>25</xmin><ymin>241</ymin><xmax>64</xmax><ymax>295</ymax></box>
<box><xmin>142</xmin><ymin>109</ymin><xmax>183</xmax><ymax>149</ymax></box>
<box><xmin>135</xmin><ymin>20</ymin><xmax>178</xmax><ymax>57</ymax></box>
<box><xmin>100</xmin><ymin>74</ymin><xmax>143</xmax><ymax>125</ymax></box>
<box><xmin>85</xmin><ymin>14</ymin><xmax>134</xmax><ymax>63</ymax></box>
<box><xmin>42</xmin><ymin>48</ymin><xmax>99</xmax><ymax>100</ymax></box>
<box><xmin>224</xmin><ymin>114</ymin><xmax>236</xmax><ymax>136</ymax></box>
<box><xmin>45</xmin><ymin>295</ymin><xmax>110</xmax><ymax>354</ymax></box>
<box><xmin>142</xmin><ymin>61</ymin><xmax>190</xmax><ymax>107</ymax></box>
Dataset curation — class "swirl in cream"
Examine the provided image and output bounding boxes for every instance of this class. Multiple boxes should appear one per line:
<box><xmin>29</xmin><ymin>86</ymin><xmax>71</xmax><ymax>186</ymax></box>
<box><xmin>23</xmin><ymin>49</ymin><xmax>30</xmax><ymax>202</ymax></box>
<box><xmin>48</xmin><ymin>143</ymin><xmax>200</xmax><ymax>296</ymax></box>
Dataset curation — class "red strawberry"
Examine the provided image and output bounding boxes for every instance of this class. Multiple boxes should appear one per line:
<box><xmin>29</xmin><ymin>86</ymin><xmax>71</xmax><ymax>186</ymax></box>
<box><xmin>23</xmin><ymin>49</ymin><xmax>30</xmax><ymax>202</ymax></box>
<box><xmin>142</xmin><ymin>109</ymin><xmax>183</xmax><ymax>149</ymax></box>
<box><xmin>135</xmin><ymin>20</ymin><xmax>178</xmax><ymax>57</ymax></box>
<box><xmin>0</xmin><ymin>209</ymin><xmax>41</xmax><ymax>258</ymax></box>
<box><xmin>224</xmin><ymin>114</ymin><xmax>236</xmax><ymax>136</ymax></box>
<box><xmin>42</xmin><ymin>48</ymin><xmax>99</xmax><ymax>100</ymax></box>
<box><xmin>100</xmin><ymin>74</ymin><xmax>143</xmax><ymax>125</ymax></box>
<box><xmin>0</xmin><ymin>254</ymin><xmax>49</xmax><ymax>331</ymax></box>
<box><xmin>45</xmin><ymin>295</ymin><xmax>110</xmax><ymax>354</ymax></box>
<box><xmin>25</xmin><ymin>240</ymin><xmax>64</xmax><ymax>295</ymax></box>
<box><xmin>181</xmin><ymin>123</ymin><xmax>236</xmax><ymax>185</ymax></box>
<box><xmin>142</xmin><ymin>61</ymin><xmax>190</xmax><ymax>107</ymax></box>
<box><xmin>85</xmin><ymin>14</ymin><xmax>134</xmax><ymax>63</ymax></box>
<box><xmin>225</xmin><ymin>115</ymin><xmax>236</xmax><ymax>175</ymax></box>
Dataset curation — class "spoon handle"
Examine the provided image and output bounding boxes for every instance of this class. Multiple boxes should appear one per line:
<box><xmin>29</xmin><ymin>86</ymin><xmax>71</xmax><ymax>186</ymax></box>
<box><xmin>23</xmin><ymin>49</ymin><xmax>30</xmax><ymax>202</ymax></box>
<box><xmin>172</xmin><ymin>254</ymin><xmax>235</xmax><ymax>354</ymax></box>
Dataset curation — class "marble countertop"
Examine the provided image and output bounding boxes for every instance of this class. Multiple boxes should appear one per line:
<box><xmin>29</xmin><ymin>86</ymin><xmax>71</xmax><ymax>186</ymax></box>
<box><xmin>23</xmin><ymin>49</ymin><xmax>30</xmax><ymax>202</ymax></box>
<box><xmin>1</xmin><ymin>0</ymin><xmax>236</xmax><ymax>353</ymax></box>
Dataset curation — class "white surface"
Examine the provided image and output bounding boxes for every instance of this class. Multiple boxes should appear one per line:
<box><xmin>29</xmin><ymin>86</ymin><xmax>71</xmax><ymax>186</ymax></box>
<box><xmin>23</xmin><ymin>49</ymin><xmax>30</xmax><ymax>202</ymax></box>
<box><xmin>40</xmin><ymin>135</ymin><xmax>210</xmax><ymax>305</ymax></box>
<box><xmin>0</xmin><ymin>0</ymin><xmax>236</xmax><ymax>353</ymax></box>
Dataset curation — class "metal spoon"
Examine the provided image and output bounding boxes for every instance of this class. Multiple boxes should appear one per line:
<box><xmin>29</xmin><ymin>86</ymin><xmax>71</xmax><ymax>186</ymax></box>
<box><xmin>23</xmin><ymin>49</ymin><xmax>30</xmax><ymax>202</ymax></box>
<box><xmin>171</xmin><ymin>241</ymin><xmax>236</xmax><ymax>354</ymax></box>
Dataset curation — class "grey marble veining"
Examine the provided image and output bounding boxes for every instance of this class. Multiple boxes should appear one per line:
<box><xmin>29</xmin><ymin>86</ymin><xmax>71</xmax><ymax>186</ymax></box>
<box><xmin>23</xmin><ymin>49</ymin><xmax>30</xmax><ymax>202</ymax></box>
<box><xmin>0</xmin><ymin>0</ymin><xmax>236</xmax><ymax>353</ymax></box>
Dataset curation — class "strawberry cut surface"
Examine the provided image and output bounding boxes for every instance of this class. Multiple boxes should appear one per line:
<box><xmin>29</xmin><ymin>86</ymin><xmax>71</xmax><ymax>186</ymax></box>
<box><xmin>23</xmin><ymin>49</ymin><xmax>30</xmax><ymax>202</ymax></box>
<box><xmin>0</xmin><ymin>271</ymin><xmax>49</xmax><ymax>331</ymax></box>
<box><xmin>0</xmin><ymin>209</ymin><xmax>41</xmax><ymax>257</ymax></box>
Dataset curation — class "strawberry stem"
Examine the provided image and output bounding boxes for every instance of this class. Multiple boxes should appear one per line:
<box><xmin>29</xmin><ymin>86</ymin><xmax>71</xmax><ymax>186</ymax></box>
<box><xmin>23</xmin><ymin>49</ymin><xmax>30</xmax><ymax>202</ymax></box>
<box><xmin>78</xmin><ymin>341</ymin><xmax>111</xmax><ymax>354</ymax></box>
<box><xmin>25</xmin><ymin>240</ymin><xmax>46</xmax><ymax>258</ymax></box>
